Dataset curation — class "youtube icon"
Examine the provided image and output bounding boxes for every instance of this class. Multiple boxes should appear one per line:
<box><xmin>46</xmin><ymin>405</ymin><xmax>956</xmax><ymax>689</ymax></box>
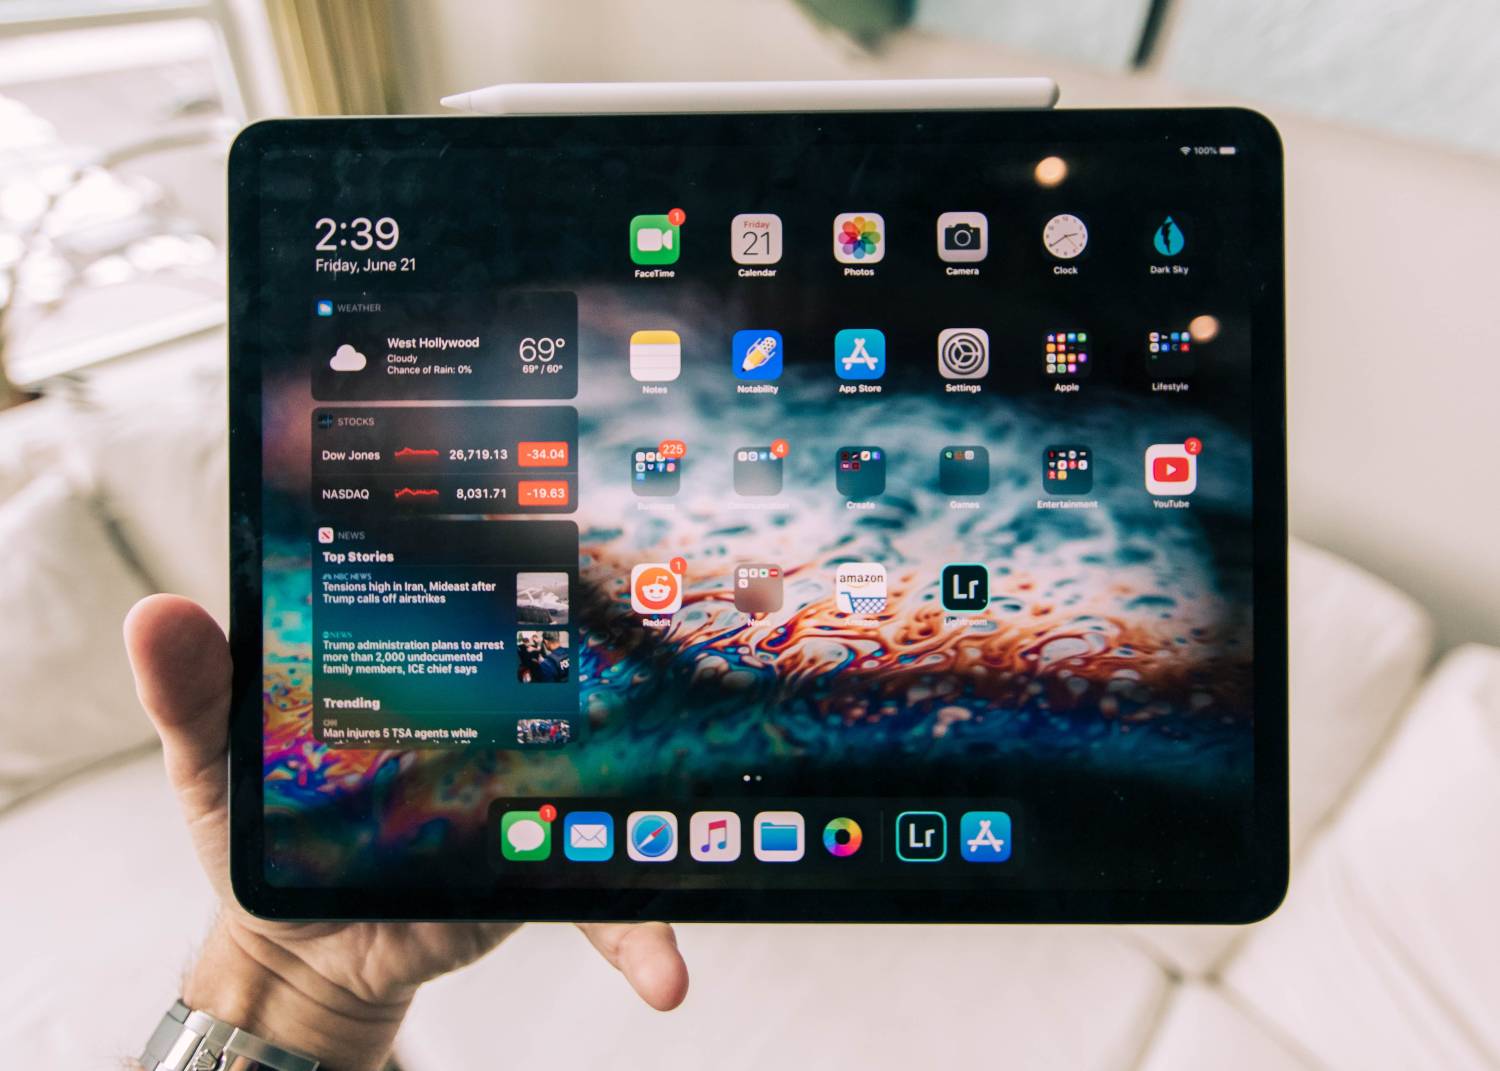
<box><xmin>1153</xmin><ymin>456</ymin><xmax>1189</xmax><ymax>482</ymax></box>
<box><xmin>1145</xmin><ymin>443</ymin><xmax>1198</xmax><ymax>496</ymax></box>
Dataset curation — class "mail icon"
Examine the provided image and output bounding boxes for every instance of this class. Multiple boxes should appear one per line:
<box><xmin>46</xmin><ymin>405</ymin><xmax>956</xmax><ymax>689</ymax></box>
<box><xmin>562</xmin><ymin>811</ymin><xmax>614</xmax><ymax>862</ymax></box>
<box><xmin>571</xmin><ymin>824</ymin><xmax>608</xmax><ymax>847</ymax></box>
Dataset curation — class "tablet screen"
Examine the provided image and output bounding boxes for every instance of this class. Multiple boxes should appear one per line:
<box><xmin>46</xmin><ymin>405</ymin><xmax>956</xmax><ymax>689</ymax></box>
<box><xmin>229</xmin><ymin>109</ymin><xmax>1286</xmax><ymax>922</ymax></box>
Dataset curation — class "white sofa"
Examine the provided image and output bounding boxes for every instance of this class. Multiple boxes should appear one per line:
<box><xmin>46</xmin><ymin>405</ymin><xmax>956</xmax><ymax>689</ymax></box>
<box><xmin>2</xmin><ymin>341</ymin><xmax>1496</xmax><ymax>1070</ymax></box>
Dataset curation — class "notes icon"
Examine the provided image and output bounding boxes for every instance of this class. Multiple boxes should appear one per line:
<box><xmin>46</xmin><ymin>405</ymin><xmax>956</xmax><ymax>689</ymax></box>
<box><xmin>630</xmin><ymin>329</ymin><xmax>682</xmax><ymax>382</ymax></box>
<box><xmin>689</xmin><ymin>811</ymin><xmax>741</xmax><ymax>862</ymax></box>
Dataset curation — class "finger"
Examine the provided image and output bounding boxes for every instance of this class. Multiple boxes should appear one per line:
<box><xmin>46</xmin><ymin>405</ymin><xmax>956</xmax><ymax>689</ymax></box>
<box><xmin>123</xmin><ymin>594</ymin><xmax>233</xmax><ymax>810</ymax></box>
<box><xmin>575</xmin><ymin>922</ymin><xmax>689</xmax><ymax>1011</ymax></box>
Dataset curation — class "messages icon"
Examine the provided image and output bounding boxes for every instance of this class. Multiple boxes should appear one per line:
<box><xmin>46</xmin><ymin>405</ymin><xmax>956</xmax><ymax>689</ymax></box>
<box><xmin>500</xmin><ymin>810</ymin><xmax>551</xmax><ymax>861</ymax></box>
<box><xmin>563</xmin><ymin>811</ymin><xmax>614</xmax><ymax>862</ymax></box>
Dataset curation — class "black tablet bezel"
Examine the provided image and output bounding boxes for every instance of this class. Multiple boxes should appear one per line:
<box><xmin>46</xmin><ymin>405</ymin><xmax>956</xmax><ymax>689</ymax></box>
<box><xmin>227</xmin><ymin>107</ymin><xmax>1287</xmax><ymax>924</ymax></box>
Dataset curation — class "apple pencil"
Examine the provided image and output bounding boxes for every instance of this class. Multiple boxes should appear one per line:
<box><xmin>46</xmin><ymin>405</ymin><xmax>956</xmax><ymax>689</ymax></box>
<box><xmin>439</xmin><ymin>78</ymin><xmax>1059</xmax><ymax>116</ymax></box>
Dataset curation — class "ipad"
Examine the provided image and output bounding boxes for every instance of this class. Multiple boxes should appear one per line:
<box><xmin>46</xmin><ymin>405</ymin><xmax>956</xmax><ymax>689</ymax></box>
<box><xmin>227</xmin><ymin>108</ymin><xmax>1286</xmax><ymax>923</ymax></box>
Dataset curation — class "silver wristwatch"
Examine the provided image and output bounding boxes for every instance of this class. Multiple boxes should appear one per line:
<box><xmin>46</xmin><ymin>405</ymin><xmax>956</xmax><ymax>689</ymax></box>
<box><xmin>139</xmin><ymin>999</ymin><xmax>320</xmax><ymax>1070</ymax></box>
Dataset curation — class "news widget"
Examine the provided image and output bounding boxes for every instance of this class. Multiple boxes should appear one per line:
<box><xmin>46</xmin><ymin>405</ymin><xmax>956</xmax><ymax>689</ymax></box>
<box><xmin>312</xmin><ymin>521</ymin><xmax>579</xmax><ymax>749</ymax></box>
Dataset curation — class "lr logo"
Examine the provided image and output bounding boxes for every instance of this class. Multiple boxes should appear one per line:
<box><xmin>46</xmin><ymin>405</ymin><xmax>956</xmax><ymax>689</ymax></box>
<box><xmin>895</xmin><ymin>811</ymin><xmax>947</xmax><ymax>862</ymax></box>
<box><xmin>941</xmin><ymin>563</ymin><xmax>989</xmax><ymax>613</ymax></box>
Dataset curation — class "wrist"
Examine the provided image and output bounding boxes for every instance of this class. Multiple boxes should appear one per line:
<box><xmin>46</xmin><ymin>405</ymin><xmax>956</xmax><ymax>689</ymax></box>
<box><xmin>181</xmin><ymin>919</ymin><xmax>409</xmax><ymax>1071</ymax></box>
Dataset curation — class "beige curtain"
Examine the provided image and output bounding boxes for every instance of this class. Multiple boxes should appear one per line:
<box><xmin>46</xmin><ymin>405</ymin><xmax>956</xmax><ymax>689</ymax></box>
<box><xmin>263</xmin><ymin>0</ymin><xmax>402</xmax><ymax>115</ymax></box>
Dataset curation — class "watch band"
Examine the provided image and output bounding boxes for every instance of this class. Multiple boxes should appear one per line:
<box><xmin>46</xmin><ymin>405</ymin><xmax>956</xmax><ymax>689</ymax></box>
<box><xmin>140</xmin><ymin>999</ymin><xmax>321</xmax><ymax>1071</ymax></box>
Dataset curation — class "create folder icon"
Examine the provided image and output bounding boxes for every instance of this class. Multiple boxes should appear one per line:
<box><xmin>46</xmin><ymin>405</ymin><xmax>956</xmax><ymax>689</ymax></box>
<box><xmin>630</xmin><ymin>329</ymin><xmax>681</xmax><ymax>382</ymax></box>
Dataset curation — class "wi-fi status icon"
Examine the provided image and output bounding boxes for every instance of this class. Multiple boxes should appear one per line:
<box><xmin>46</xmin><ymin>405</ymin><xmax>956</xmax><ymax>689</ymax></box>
<box><xmin>1179</xmin><ymin>146</ymin><xmax>1192</xmax><ymax>156</ymax></box>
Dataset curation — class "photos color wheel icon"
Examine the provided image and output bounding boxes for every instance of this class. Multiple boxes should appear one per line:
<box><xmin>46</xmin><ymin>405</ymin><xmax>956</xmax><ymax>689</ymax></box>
<box><xmin>823</xmin><ymin>817</ymin><xmax>863</xmax><ymax>857</ymax></box>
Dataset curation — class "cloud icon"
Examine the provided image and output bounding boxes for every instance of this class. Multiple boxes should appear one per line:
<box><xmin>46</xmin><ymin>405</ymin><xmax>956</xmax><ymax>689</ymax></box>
<box><xmin>329</xmin><ymin>343</ymin><xmax>367</xmax><ymax>372</ymax></box>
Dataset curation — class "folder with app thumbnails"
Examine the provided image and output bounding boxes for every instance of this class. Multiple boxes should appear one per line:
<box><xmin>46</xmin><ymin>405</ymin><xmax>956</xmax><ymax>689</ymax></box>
<box><xmin>570</xmin><ymin>823</ymin><xmax>609</xmax><ymax>848</ymax></box>
<box><xmin>759</xmin><ymin>820</ymin><xmax>800</xmax><ymax>851</ymax></box>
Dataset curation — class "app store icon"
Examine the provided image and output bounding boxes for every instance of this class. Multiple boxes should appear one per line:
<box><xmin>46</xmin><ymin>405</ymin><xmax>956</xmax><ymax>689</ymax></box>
<box><xmin>834</xmin><ymin>328</ymin><xmax>886</xmax><ymax>380</ymax></box>
<box><xmin>959</xmin><ymin>811</ymin><xmax>1012</xmax><ymax>863</ymax></box>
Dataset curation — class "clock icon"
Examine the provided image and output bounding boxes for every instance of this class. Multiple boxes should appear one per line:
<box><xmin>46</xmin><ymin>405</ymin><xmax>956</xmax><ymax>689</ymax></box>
<box><xmin>1043</xmin><ymin>213</ymin><xmax>1088</xmax><ymax>259</ymax></box>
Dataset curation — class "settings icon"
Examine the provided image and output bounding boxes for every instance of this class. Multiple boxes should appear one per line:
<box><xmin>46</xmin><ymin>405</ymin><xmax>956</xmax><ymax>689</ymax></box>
<box><xmin>937</xmin><ymin>328</ymin><xmax>989</xmax><ymax>380</ymax></box>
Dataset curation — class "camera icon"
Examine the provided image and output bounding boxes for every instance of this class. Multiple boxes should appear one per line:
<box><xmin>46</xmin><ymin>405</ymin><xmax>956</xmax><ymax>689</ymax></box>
<box><xmin>944</xmin><ymin>222</ymin><xmax>980</xmax><ymax>249</ymax></box>
<box><xmin>937</xmin><ymin>211</ymin><xmax>988</xmax><ymax>263</ymax></box>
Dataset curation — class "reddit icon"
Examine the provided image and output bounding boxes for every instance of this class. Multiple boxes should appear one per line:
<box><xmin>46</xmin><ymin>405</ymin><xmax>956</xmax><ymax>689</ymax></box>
<box><xmin>630</xmin><ymin>564</ymin><xmax>682</xmax><ymax>616</ymax></box>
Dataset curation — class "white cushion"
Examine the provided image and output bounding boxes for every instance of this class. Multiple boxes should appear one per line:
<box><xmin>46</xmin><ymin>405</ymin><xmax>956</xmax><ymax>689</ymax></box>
<box><xmin>1138</xmin><ymin>983</ymin><xmax>1315</xmax><ymax>1071</ymax></box>
<box><xmin>400</xmin><ymin>924</ymin><xmax>1167</xmax><ymax>1071</ymax></box>
<box><xmin>69</xmin><ymin>335</ymin><xmax>229</xmax><ymax>623</ymax></box>
<box><xmin>1132</xmin><ymin>538</ymin><xmax>1434</xmax><ymax>976</ymax></box>
<box><xmin>0</xmin><ymin>749</ymin><xmax>217</xmax><ymax>1068</ymax></box>
<box><xmin>1279</xmin><ymin>541</ymin><xmax>1435</xmax><ymax>846</ymax></box>
<box><xmin>0</xmin><ymin>474</ymin><xmax>157</xmax><ymax>811</ymax></box>
<box><xmin>0</xmin><ymin>393</ymin><xmax>76</xmax><ymax>504</ymax></box>
<box><xmin>1223</xmin><ymin>645</ymin><xmax>1500</xmax><ymax>1070</ymax></box>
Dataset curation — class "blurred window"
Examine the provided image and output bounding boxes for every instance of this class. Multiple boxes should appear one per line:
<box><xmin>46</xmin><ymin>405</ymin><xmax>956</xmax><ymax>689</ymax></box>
<box><xmin>0</xmin><ymin>1</ymin><xmax>271</xmax><ymax>386</ymax></box>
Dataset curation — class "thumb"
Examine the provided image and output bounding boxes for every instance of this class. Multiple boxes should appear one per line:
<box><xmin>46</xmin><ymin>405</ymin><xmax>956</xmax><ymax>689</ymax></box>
<box><xmin>576</xmin><ymin>922</ymin><xmax>690</xmax><ymax>1011</ymax></box>
<box><xmin>123</xmin><ymin>594</ymin><xmax>234</xmax><ymax>822</ymax></box>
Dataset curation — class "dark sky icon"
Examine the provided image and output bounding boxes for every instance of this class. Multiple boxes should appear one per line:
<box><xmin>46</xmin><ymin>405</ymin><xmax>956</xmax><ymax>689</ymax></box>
<box><xmin>1154</xmin><ymin>216</ymin><xmax>1185</xmax><ymax>256</ymax></box>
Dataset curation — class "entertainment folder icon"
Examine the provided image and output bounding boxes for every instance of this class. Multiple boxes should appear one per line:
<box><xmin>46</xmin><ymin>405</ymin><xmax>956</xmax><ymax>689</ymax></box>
<box><xmin>759</xmin><ymin>821</ymin><xmax>799</xmax><ymax>852</ymax></box>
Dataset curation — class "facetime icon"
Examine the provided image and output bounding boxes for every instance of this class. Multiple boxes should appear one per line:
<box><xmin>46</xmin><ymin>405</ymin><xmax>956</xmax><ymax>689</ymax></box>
<box><xmin>629</xmin><ymin>329</ymin><xmax>682</xmax><ymax>382</ymax></box>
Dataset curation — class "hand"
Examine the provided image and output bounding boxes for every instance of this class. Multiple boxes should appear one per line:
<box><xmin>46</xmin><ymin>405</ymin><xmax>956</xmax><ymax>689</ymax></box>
<box><xmin>124</xmin><ymin>595</ymin><xmax>688</xmax><ymax>1069</ymax></box>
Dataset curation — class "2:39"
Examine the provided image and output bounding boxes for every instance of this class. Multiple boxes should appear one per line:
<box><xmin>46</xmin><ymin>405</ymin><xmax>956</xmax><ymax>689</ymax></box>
<box><xmin>314</xmin><ymin>216</ymin><xmax>400</xmax><ymax>252</ymax></box>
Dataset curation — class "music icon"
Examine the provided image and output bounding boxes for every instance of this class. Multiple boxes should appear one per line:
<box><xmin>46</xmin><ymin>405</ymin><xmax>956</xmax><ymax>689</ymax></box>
<box><xmin>689</xmin><ymin>811</ymin><xmax>741</xmax><ymax>862</ymax></box>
